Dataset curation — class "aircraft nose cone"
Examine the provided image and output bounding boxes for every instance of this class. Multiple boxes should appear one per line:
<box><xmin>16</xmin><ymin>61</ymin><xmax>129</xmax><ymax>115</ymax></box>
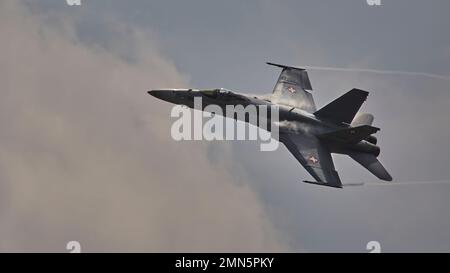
<box><xmin>148</xmin><ymin>90</ymin><xmax>165</xmax><ymax>99</ymax></box>
<box><xmin>148</xmin><ymin>90</ymin><xmax>175</xmax><ymax>102</ymax></box>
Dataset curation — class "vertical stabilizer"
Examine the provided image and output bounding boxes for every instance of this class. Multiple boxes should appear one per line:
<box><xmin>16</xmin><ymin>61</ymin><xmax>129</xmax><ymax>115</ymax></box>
<box><xmin>314</xmin><ymin>89</ymin><xmax>369</xmax><ymax>124</ymax></box>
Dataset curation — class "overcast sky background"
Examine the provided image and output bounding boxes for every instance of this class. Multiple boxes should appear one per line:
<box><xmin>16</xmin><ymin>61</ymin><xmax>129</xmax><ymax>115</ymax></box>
<box><xmin>1</xmin><ymin>0</ymin><xmax>450</xmax><ymax>252</ymax></box>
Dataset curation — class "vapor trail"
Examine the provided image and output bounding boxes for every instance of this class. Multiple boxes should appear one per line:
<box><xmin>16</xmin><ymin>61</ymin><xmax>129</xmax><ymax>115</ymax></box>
<box><xmin>344</xmin><ymin>180</ymin><xmax>450</xmax><ymax>187</ymax></box>
<box><xmin>303</xmin><ymin>65</ymin><xmax>450</xmax><ymax>82</ymax></box>
<box><xmin>369</xmin><ymin>180</ymin><xmax>450</xmax><ymax>186</ymax></box>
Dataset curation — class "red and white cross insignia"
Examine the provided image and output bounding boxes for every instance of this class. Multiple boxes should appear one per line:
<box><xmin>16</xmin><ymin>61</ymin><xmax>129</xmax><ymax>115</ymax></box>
<box><xmin>308</xmin><ymin>155</ymin><xmax>319</xmax><ymax>164</ymax></box>
<box><xmin>287</xmin><ymin>87</ymin><xmax>296</xmax><ymax>93</ymax></box>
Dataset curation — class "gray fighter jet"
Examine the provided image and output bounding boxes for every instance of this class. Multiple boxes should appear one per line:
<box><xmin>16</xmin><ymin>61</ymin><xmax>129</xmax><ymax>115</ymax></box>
<box><xmin>149</xmin><ymin>62</ymin><xmax>392</xmax><ymax>188</ymax></box>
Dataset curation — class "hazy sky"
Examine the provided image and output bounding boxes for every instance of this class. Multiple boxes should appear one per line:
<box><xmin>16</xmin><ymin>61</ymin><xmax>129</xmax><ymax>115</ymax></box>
<box><xmin>1</xmin><ymin>0</ymin><xmax>450</xmax><ymax>252</ymax></box>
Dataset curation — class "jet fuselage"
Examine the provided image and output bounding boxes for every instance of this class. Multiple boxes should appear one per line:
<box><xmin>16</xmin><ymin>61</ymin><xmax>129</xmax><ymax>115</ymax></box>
<box><xmin>149</xmin><ymin>88</ymin><xmax>380</xmax><ymax>157</ymax></box>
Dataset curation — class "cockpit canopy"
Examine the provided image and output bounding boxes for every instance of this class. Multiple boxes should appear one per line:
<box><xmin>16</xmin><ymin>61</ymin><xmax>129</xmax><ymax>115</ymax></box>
<box><xmin>201</xmin><ymin>88</ymin><xmax>232</xmax><ymax>98</ymax></box>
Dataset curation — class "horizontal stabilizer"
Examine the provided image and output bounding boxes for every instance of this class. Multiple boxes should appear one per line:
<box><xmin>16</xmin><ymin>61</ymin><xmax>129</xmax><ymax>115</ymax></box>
<box><xmin>349</xmin><ymin>152</ymin><xmax>392</xmax><ymax>181</ymax></box>
<box><xmin>318</xmin><ymin>125</ymin><xmax>379</xmax><ymax>144</ymax></box>
<box><xmin>314</xmin><ymin>88</ymin><xmax>369</xmax><ymax>124</ymax></box>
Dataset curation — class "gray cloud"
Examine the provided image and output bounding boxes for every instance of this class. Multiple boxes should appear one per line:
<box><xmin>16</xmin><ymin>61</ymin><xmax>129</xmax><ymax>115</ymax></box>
<box><xmin>2</xmin><ymin>0</ymin><xmax>450</xmax><ymax>253</ymax></box>
<box><xmin>0</xmin><ymin>1</ymin><xmax>286</xmax><ymax>252</ymax></box>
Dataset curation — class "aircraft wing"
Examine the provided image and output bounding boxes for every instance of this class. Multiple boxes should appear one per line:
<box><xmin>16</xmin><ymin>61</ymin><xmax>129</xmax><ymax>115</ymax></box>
<box><xmin>267</xmin><ymin>62</ymin><xmax>316</xmax><ymax>113</ymax></box>
<box><xmin>279</xmin><ymin>132</ymin><xmax>343</xmax><ymax>188</ymax></box>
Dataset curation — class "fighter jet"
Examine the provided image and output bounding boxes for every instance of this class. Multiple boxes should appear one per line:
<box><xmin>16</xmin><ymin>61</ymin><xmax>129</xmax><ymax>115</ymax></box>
<box><xmin>148</xmin><ymin>62</ymin><xmax>392</xmax><ymax>188</ymax></box>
